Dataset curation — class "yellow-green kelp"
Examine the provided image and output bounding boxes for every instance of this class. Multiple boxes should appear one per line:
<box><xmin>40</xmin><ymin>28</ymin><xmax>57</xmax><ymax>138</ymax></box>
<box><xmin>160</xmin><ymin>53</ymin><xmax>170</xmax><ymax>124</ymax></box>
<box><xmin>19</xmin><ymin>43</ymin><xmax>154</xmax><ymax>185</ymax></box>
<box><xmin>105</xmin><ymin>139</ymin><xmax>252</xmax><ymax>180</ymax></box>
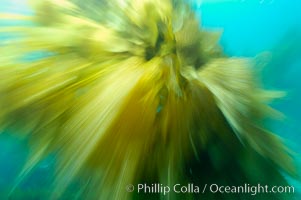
<box><xmin>0</xmin><ymin>0</ymin><xmax>297</xmax><ymax>199</ymax></box>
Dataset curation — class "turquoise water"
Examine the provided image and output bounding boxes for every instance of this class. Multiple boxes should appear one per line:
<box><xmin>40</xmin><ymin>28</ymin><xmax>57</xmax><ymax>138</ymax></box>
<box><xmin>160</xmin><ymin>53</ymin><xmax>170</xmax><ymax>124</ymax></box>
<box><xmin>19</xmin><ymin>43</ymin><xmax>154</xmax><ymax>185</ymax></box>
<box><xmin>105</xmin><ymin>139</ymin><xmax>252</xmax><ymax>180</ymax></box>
<box><xmin>198</xmin><ymin>1</ymin><xmax>301</xmax><ymax>143</ymax></box>
<box><xmin>201</xmin><ymin>1</ymin><xmax>301</xmax><ymax>198</ymax></box>
<box><xmin>198</xmin><ymin>0</ymin><xmax>301</xmax><ymax>197</ymax></box>
<box><xmin>0</xmin><ymin>0</ymin><xmax>300</xmax><ymax>199</ymax></box>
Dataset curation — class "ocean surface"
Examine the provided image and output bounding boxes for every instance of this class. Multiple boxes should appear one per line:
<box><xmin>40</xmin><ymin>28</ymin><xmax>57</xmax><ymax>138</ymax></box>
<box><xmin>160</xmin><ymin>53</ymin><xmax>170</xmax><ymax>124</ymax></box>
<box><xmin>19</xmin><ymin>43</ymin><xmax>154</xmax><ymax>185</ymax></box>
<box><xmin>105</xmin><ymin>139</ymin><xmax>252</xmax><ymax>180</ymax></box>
<box><xmin>0</xmin><ymin>0</ymin><xmax>300</xmax><ymax>199</ymax></box>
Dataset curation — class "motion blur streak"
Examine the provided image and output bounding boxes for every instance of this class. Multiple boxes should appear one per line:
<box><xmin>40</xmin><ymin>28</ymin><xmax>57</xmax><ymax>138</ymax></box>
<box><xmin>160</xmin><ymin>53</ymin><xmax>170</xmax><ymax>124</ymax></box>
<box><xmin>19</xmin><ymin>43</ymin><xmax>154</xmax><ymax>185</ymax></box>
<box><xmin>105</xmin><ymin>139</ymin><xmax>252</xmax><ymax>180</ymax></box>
<box><xmin>0</xmin><ymin>0</ymin><xmax>297</xmax><ymax>199</ymax></box>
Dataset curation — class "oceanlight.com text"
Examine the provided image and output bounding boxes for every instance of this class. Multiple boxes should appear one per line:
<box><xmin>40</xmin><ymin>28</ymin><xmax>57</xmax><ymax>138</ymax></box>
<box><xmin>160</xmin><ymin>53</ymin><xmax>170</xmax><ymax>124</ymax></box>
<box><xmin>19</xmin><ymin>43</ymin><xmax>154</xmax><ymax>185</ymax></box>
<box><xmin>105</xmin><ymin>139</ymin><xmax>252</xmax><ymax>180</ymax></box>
<box><xmin>208</xmin><ymin>183</ymin><xmax>294</xmax><ymax>196</ymax></box>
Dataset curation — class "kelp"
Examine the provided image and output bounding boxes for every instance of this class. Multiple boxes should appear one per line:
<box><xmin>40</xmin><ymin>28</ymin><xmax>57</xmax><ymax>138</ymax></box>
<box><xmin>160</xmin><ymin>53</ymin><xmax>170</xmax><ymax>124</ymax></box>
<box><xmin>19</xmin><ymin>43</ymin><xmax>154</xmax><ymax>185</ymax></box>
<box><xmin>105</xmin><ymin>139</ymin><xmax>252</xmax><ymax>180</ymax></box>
<box><xmin>0</xmin><ymin>0</ymin><xmax>297</xmax><ymax>199</ymax></box>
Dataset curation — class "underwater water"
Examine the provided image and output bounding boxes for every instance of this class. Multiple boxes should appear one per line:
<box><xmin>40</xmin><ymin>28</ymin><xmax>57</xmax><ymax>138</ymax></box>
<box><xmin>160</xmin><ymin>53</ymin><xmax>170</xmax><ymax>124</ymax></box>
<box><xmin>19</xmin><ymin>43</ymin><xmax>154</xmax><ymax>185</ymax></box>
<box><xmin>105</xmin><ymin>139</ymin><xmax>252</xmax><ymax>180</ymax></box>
<box><xmin>199</xmin><ymin>0</ymin><xmax>301</xmax><ymax>198</ymax></box>
<box><xmin>0</xmin><ymin>0</ymin><xmax>300</xmax><ymax>199</ymax></box>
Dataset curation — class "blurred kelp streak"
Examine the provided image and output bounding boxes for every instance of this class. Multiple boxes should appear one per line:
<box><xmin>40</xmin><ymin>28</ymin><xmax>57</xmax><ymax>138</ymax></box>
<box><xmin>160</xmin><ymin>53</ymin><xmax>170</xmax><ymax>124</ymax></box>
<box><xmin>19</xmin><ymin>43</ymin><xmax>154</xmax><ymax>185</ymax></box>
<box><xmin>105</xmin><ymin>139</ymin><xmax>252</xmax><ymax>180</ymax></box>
<box><xmin>0</xmin><ymin>0</ymin><xmax>297</xmax><ymax>199</ymax></box>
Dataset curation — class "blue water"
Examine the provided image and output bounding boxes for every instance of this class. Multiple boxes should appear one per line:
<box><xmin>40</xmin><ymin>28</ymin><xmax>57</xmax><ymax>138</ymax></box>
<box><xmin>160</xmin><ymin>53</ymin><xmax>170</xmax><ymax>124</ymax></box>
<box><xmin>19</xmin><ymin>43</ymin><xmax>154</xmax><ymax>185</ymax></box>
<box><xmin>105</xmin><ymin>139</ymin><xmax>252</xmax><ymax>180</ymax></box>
<box><xmin>0</xmin><ymin>0</ymin><xmax>300</xmax><ymax>199</ymax></box>
<box><xmin>198</xmin><ymin>0</ymin><xmax>301</xmax><ymax>196</ymax></box>
<box><xmin>198</xmin><ymin>1</ymin><xmax>301</xmax><ymax>138</ymax></box>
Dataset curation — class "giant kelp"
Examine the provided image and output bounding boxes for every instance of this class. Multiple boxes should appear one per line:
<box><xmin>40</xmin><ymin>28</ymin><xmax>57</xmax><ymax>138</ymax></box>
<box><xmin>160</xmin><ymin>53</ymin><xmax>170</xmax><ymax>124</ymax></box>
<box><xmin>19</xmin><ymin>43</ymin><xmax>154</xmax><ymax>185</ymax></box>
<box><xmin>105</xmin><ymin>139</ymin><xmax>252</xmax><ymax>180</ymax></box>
<box><xmin>0</xmin><ymin>0</ymin><xmax>297</xmax><ymax>199</ymax></box>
